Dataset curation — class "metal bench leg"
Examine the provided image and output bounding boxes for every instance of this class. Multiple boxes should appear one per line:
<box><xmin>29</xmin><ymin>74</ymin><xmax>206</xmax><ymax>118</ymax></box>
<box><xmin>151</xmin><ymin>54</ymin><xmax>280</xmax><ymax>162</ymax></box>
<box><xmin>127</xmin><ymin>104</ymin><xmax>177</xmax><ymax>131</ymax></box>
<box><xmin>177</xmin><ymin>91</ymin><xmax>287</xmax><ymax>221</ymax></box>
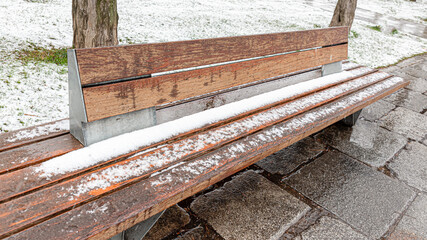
<box><xmin>109</xmin><ymin>210</ymin><xmax>165</xmax><ymax>240</ymax></box>
<box><xmin>340</xmin><ymin>110</ymin><xmax>362</xmax><ymax>126</ymax></box>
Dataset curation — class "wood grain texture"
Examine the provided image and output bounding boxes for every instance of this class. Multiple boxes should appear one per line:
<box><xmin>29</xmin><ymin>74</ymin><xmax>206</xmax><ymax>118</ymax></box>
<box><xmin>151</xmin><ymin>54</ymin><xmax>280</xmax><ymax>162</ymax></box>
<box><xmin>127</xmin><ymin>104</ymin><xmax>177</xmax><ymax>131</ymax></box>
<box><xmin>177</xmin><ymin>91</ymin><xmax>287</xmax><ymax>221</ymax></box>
<box><xmin>0</xmin><ymin>67</ymin><xmax>380</xmax><ymax>205</ymax></box>
<box><xmin>83</xmin><ymin>44</ymin><xmax>348</xmax><ymax>122</ymax></box>
<box><xmin>0</xmin><ymin>134</ymin><xmax>82</xmax><ymax>175</ymax></box>
<box><xmin>5</xmin><ymin>77</ymin><xmax>408</xmax><ymax>240</ymax></box>
<box><xmin>76</xmin><ymin>27</ymin><xmax>348</xmax><ymax>85</ymax></box>
<box><xmin>0</xmin><ymin>120</ymin><xmax>69</xmax><ymax>153</ymax></box>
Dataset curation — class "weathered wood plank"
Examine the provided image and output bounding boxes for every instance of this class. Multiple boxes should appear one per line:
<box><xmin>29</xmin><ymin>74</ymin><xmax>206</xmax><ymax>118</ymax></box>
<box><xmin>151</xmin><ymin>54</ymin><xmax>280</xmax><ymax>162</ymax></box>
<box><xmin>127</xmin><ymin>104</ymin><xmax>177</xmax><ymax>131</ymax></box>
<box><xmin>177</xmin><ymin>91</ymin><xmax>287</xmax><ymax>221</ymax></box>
<box><xmin>0</xmin><ymin>119</ymin><xmax>69</xmax><ymax>153</ymax></box>
<box><xmin>0</xmin><ymin>134</ymin><xmax>82</xmax><ymax>175</ymax></box>
<box><xmin>76</xmin><ymin>27</ymin><xmax>348</xmax><ymax>86</ymax></box>
<box><xmin>0</xmin><ymin>67</ymin><xmax>376</xmax><ymax>204</ymax></box>
<box><xmin>6</xmin><ymin>77</ymin><xmax>408</xmax><ymax>240</ymax></box>
<box><xmin>83</xmin><ymin>44</ymin><xmax>348</xmax><ymax>122</ymax></box>
<box><xmin>0</xmin><ymin>68</ymin><xmax>382</xmax><ymax>202</ymax></box>
<box><xmin>0</xmin><ymin>73</ymin><xmax>402</xmax><ymax>238</ymax></box>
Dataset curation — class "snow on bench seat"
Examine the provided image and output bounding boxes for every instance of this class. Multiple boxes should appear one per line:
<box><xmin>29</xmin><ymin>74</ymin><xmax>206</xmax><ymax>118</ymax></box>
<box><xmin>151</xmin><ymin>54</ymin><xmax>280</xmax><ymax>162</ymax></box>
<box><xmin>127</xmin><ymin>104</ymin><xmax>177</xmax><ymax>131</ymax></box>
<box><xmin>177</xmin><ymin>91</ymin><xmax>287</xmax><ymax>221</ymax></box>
<box><xmin>3</xmin><ymin>73</ymin><xmax>408</xmax><ymax>240</ymax></box>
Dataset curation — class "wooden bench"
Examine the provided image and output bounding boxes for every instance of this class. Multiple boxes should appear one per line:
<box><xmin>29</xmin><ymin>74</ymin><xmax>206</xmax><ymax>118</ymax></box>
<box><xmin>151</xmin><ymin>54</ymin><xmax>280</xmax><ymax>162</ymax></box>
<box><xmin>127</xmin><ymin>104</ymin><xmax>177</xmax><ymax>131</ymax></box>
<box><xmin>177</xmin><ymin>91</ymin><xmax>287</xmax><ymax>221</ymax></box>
<box><xmin>0</xmin><ymin>27</ymin><xmax>409</xmax><ymax>240</ymax></box>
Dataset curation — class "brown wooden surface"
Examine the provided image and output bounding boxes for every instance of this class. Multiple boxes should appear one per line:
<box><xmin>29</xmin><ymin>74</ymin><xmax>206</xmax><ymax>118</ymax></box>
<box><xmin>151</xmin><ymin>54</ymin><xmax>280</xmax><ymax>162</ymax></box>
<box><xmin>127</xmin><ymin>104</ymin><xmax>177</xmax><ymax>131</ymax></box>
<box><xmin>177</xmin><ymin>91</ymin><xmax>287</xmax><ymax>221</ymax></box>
<box><xmin>0</xmin><ymin>66</ymin><xmax>375</xmax><ymax>207</ymax></box>
<box><xmin>0</xmin><ymin>134</ymin><xmax>82</xmax><ymax>176</ymax></box>
<box><xmin>0</xmin><ymin>68</ymin><xmax>380</xmax><ymax>206</ymax></box>
<box><xmin>5</xmin><ymin>76</ymin><xmax>408</xmax><ymax>240</ymax></box>
<box><xmin>83</xmin><ymin>44</ymin><xmax>348</xmax><ymax>122</ymax></box>
<box><xmin>76</xmin><ymin>27</ymin><xmax>348</xmax><ymax>85</ymax></box>
<box><xmin>0</xmin><ymin>119</ymin><xmax>69</xmax><ymax>153</ymax></box>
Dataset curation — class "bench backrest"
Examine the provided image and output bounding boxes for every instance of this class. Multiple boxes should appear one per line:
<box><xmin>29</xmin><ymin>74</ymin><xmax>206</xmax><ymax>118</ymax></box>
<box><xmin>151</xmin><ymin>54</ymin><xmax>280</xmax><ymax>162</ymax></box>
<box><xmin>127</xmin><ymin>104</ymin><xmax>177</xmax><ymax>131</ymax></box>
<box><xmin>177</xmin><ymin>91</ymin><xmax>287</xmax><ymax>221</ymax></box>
<box><xmin>68</xmin><ymin>27</ymin><xmax>348</xmax><ymax>146</ymax></box>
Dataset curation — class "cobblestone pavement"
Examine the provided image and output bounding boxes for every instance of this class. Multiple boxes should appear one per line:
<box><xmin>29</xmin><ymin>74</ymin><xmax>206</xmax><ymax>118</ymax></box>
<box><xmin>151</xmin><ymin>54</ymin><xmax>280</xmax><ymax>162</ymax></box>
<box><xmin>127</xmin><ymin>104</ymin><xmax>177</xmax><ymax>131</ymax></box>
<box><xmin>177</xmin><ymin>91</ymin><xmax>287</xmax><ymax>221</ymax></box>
<box><xmin>136</xmin><ymin>54</ymin><xmax>427</xmax><ymax>240</ymax></box>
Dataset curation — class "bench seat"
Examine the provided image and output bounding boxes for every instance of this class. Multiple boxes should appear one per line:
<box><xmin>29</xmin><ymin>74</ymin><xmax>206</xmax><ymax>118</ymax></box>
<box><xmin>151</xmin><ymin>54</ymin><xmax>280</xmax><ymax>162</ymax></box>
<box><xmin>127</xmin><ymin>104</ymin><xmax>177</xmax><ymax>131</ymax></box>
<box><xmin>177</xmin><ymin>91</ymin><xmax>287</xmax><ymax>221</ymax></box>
<box><xmin>0</xmin><ymin>62</ymin><xmax>408</xmax><ymax>239</ymax></box>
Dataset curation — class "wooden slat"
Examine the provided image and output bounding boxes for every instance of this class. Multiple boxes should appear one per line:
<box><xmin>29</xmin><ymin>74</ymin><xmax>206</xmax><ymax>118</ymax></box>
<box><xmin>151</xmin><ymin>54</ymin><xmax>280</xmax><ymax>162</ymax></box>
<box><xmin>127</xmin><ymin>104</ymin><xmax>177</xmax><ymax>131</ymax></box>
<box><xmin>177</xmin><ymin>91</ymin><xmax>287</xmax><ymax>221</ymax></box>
<box><xmin>6</xmin><ymin>77</ymin><xmax>408</xmax><ymax>240</ymax></box>
<box><xmin>83</xmin><ymin>44</ymin><xmax>348</xmax><ymax>122</ymax></box>
<box><xmin>0</xmin><ymin>74</ymin><xmax>405</xmax><ymax>238</ymax></box>
<box><xmin>0</xmin><ymin>134</ymin><xmax>82</xmax><ymax>175</ymax></box>
<box><xmin>0</xmin><ymin>67</ymin><xmax>376</xmax><ymax>205</ymax></box>
<box><xmin>0</xmin><ymin>119</ymin><xmax>69</xmax><ymax>152</ymax></box>
<box><xmin>76</xmin><ymin>27</ymin><xmax>348</xmax><ymax>86</ymax></box>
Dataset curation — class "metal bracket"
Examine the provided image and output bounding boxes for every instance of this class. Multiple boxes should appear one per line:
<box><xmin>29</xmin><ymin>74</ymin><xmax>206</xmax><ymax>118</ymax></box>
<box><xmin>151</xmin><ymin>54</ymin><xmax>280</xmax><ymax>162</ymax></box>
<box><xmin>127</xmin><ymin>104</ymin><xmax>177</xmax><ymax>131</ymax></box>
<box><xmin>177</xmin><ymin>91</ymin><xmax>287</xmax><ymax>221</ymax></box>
<box><xmin>68</xmin><ymin>50</ymin><xmax>157</xmax><ymax>146</ymax></box>
<box><xmin>341</xmin><ymin>109</ymin><xmax>362</xmax><ymax>126</ymax></box>
<box><xmin>109</xmin><ymin>210</ymin><xmax>165</xmax><ymax>240</ymax></box>
<box><xmin>321</xmin><ymin>61</ymin><xmax>342</xmax><ymax>76</ymax></box>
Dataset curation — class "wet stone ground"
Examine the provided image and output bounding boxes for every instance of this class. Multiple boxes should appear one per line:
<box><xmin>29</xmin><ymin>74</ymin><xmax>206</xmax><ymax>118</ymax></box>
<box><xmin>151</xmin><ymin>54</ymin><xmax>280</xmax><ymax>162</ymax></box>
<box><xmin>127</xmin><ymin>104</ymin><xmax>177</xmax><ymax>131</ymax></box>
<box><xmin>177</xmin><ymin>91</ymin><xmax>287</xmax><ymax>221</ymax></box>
<box><xmin>122</xmin><ymin>54</ymin><xmax>427</xmax><ymax>240</ymax></box>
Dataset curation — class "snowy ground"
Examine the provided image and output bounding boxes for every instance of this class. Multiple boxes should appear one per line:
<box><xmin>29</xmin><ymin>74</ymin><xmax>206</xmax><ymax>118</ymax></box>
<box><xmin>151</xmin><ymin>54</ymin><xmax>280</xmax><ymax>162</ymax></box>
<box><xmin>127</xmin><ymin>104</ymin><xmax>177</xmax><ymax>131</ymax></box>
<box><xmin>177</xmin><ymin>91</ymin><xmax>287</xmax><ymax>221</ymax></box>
<box><xmin>0</xmin><ymin>0</ymin><xmax>426</xmax><ymax>133</ymax></box>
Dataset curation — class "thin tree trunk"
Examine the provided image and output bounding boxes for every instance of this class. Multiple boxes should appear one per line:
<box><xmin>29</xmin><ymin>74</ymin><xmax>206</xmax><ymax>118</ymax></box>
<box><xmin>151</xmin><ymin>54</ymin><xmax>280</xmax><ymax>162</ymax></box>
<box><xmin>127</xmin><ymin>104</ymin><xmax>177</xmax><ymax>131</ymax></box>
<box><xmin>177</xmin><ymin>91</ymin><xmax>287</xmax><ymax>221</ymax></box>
<box><xmin>329</xmin><ymin>0</ymin><xmax>357</xmax><ymax>31</ymax></box>
<box><xmin>72</xmin><ymin>0</ymin><xmax>118</xmax><ymax>48</ymax></box>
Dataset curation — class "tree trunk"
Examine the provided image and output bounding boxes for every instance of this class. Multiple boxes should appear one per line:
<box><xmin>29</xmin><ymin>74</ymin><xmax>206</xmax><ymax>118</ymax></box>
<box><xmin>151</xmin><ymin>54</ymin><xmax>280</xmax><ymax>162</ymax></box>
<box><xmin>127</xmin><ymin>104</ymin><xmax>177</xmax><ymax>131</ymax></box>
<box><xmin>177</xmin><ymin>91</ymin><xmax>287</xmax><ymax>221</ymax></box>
<box><xmin>72</xmin><ymin>0</ymin><xmax>118</xmax><ymax>48</ymax></box>
<box><xmin>329</xmin><ymin>0</ymin><xmax>357</xmax><ymax>31</ymax></box>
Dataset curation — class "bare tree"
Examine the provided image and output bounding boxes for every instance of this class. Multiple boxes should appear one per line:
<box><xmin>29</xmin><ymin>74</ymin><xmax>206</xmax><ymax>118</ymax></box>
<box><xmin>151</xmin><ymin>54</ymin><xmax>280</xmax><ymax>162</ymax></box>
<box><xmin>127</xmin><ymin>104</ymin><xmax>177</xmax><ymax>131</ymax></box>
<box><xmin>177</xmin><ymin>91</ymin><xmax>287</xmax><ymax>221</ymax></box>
<box><xmin>72</xmin><ymin>0</ymin><xmax>118</xmax><ymax>48</ymax></box>
<box><xmin>329</xmin><ymin>0</ymin><xmax>357</xmax><ymax>30</ymax></box>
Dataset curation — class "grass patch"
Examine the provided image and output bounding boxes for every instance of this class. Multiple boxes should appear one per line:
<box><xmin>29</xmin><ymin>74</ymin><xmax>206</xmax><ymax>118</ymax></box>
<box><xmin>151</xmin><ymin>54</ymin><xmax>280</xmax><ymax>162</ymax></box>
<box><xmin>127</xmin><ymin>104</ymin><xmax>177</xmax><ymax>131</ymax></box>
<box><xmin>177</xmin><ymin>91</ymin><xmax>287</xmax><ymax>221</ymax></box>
<box><xmin>391</xmin><ymin>28</ymin><xmax>399</xmax><ymax>35</ymax></box>
<box><xmin>368</xmin><ymin>25</ymin><xmax>382</xmax><ymax>32</ymax></box>
<box><xmin>350</xmin><ymin>30</ymin><xmax>359</xmax><ymax>38</ymax></box>
<box><xmin>15</xmin><ymin>43</ymin><xmax>68</xmax><ymax>66</ymax></box>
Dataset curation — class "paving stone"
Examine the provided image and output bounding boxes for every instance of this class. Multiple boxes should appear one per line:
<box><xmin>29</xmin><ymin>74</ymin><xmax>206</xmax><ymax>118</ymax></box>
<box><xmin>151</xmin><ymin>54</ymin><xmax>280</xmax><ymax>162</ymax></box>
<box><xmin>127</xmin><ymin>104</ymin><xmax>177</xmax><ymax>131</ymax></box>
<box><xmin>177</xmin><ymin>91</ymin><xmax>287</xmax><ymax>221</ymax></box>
<box><xmin>402</xmin><ymin>73</ymin><xmax>427</xmax><ymax>93</ymax></box>
<box><xmin>297</xmin><ymin>216</ymin><xmax>368</xmax><ymax>240</ymax></box>
<box><xmin>396</xmin><ymin>56</ymin><xmax>424</xmax><ymax>68</ymax></box>
<box><xmin>383</xmin><ymin>88</ymin><xmax>427</xmax><ymax>113</ymax></box>
<box><xmin>256</xmin><ymin>137</ymin><xmax>325</xmax><ymax>176</ymax></box>
<box><xmin>314</xmin><ymin>119</ymin><xmax>407</xmax><ymax>167</ymax></box>
<box><xmin>360</xmin><ymin>100</ymin><xmax>396</xmax><ymax>122</ymax></box>
<box><xmin>284</xmin><ymin>151</ymin><xmax>415</xmax><ymax>239</ymax></box>
<box><xmin>143</xmin><ymin>205</ymin><xmax>191</xmax><ymax>240</ymax></box>
<box><xmin>174</xmin><ymin>225</ymin><xmax>222</xmax><ymax>240</ymax></box>
<box><xmin>403</xmin><ymin>63</ymin><xmax>427</xmax><ymax>79</ymax></box>
<box><xmin>388</xmin><ymin>193</ymin><xmax>427</xmax><ymax>240</ymax></box>
<box><xmin>389</xmin><ymin>141</ymin><xmax>427</xmax><ymax>192</ymax></box>
<box><xmin>191</xmin><ymin>170</ymin><xmax>310</xmax><ymax>240</ymax></box>
<box><xmin>380</xmin><ymin>65</ymin><xmax>401</xmax><ymax>75</ymax></box>
<box><xmin>379</xmin><ymin>107</ymin><xmax>427</xmax><ymax>141</ymax></box>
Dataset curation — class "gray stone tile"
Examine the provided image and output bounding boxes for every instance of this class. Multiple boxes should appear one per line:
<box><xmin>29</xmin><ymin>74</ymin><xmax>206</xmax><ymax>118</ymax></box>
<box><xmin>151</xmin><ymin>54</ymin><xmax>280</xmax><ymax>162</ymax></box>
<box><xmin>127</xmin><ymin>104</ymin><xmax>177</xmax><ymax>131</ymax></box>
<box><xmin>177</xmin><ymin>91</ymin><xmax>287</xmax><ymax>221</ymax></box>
<box><xmin>380</xmin><ymin>66</ymin><xmax>401</xmax><ymax>75</ymax></box>
<box><xmin>379</xmin><ymin>107</ymin><xmax>427</xmax><ymax>141</ymax></box>
<box><xmin>256</xmin><ymin>137</ymin><xmax>325</xmax><ymax>176</ymax></box>
<box><xmin>314</xmin><ymin>119</ymin><xmax>407</xmax><ymax>167</ymax></box>
<box><xmin>396</xmin><ymin>57</ymin><xmax>424</xmax><ymax>68</ymax></box>
<box><xmin>284</xmin><ymin>151</ymin><xmax>415</xmax><ymax>239</ymax></box>
<box><xmin>360</xmin><ymin>100</ymin><xmax>395</xmax><ymax>122</ymax></box>
<box><xmin>191</xmin><ymin>170</ymin><xmax>310</xmax><ymax>240</ymax></box>
<box><xmin>174</xmin><ymin>225</ymin><xmax>222</xmax><ymax>240</ymax></box>
<box><xmin>383</xmin><ymin>88</ymin><xmax>427</xmax><ymax>113</ymax></box>
<box><xmin>298</xmin><ymin>217</ymin><xmax>368</xmax><ymax>240</ymax></box>
<box><xmin>389</xmin><ymin>193</ymin><xmax>427</xmax><ymax>240</ymax></box>
<box><xmin>402</xmin><ymin>74</ymin><xmax>427</xmax><ymax>93</ymax></box>
<box><xmin>143</xmin><ymin>205</ymin><xmax>191</xmax><ymax>240</ymax></box>
<box><xmin>403</xmin><ymin>63</ymin><xmax>427</xmax><ymax>79</ymax></box>
<box><xmin>389</xmin><ymin>142</ymin><xmax>427</xmax><ymax>192</ymax></box>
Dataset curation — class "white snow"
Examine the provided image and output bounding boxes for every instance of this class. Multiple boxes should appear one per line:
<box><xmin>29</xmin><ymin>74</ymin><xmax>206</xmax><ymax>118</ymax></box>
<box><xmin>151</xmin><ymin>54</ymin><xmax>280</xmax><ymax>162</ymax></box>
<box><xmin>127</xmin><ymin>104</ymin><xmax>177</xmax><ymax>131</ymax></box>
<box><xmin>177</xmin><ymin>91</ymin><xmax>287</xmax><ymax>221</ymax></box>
<box><xmin>35</xmin><ymin>71</ymin><xmax>354</xmax><ymax>179</ymax></box>
<box><xmin>52</xmin><ymin>70</ymin><xmax>397</xmax><ymax>197</ymax></box>
<box><xmin>5</xmin><ymin>119</ymin><xmax>68</xmax><ymax>142</ymax></box>
<box><xmin>0</xmin><ymin>0</ymin><xmax>426</xmax><ymax>133</ymax></box>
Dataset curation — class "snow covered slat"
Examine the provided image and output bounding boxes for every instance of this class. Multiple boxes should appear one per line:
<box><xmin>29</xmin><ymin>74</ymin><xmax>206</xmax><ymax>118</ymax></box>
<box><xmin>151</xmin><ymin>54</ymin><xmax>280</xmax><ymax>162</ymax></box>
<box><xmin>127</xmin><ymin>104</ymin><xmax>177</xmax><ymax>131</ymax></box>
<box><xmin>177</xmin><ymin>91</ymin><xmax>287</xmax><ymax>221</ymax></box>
<box><xmin>0</xmin><ymin>71</ymin><xmax>399</xmax><ymax>236</ymax></box>
<box><xmin>82</xmin><ymin>44</ymin><xmax>348</xmax><ymax>122</ymax></box>
<box><xmin>76</xmin><ymin>27</ymin><xmax>348</xmax><ymax>86</ymax></box>
<box><xmin>6</xmin><ymin>76</ymin><xmax>408</xmax><ymax>240</ymax></box>
<box><xmin>0</xmin><ymin>119</ymin><xmax>70</xmax><ymax>152</ymax></box>
<box><xmin>0</xmin><ymin>134</ymin><xmax>82</xmax><ymax>176</ymax></box>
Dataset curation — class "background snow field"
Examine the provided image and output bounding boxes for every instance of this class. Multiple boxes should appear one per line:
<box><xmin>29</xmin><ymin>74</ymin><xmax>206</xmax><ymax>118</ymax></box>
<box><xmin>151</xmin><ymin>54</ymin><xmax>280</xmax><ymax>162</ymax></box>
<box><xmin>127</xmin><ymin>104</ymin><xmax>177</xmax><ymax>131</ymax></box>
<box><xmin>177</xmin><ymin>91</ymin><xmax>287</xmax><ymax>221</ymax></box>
<box><xmin>0</xmin><ymin>0</ymin><xmax>426</xmax><ymax>133</ymax></box>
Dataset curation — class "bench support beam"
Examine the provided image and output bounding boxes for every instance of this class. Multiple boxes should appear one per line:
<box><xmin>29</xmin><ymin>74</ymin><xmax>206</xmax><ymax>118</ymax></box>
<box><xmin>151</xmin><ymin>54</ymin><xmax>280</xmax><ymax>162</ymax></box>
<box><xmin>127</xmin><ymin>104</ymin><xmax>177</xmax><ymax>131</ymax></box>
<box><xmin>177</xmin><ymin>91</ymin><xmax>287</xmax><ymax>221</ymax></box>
<box><xmin>109</xmin><ymin>210</ymin><xmax>165</xmax><ymax>240</ymax></box>
<box><xmin>68</xmin><ymin>50</ymin><xmax>157</xmax><ymax>146</ymax></box>
<box><xmin>321</xmin><ymin>60</ymin><xmax>361</xmax><ymax>126</ymax></box>
<box><xmin>321</xmin><ymin>61</ymin><xmax>342</xmax><ymax>76</ymax></box>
